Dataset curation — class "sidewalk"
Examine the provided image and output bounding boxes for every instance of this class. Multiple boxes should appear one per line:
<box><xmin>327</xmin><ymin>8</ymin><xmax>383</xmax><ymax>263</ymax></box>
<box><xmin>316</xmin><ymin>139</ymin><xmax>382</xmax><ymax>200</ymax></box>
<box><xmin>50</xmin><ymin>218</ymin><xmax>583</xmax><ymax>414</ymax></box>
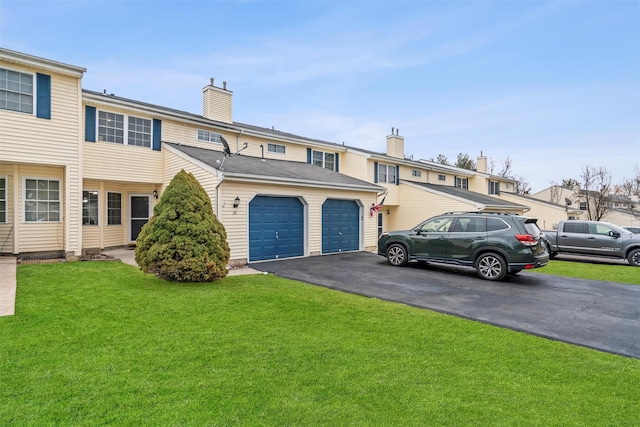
<box><xmin>102</xmin><ymin>248</ymin><xmax>261</xmax><ymax>276</ymax></box>
<box><xmin>0</xmin><ymin>257</ymin><xmax>17</xmax><ymax>316</ymax></box>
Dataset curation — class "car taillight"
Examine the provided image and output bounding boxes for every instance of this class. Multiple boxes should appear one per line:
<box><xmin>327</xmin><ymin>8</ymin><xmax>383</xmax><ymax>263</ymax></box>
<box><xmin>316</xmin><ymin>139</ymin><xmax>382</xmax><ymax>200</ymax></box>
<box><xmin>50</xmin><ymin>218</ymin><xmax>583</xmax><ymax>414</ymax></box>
<box><xmin>515</xmin><ymin>234</ymin><xmax>538</xmax><ymax>247</ymax></box>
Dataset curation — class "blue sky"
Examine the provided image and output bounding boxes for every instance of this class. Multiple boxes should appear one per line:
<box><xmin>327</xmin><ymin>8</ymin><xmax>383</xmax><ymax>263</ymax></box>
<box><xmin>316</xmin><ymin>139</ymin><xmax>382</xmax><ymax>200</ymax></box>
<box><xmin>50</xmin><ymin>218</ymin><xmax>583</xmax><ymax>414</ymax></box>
<box><xmin>1</xmin><ymin>0</ymin><xmax>638</xmax><ymax>193</ymax></box>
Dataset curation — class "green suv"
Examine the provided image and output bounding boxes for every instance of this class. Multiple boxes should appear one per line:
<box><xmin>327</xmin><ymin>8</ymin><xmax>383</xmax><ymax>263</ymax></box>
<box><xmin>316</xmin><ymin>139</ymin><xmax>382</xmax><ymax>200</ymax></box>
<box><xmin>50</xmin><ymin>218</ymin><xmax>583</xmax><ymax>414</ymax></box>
<box><xmin>377</xmin><ymin>212</ymin><xmax>549</xmax><ymax>281</ymax></box>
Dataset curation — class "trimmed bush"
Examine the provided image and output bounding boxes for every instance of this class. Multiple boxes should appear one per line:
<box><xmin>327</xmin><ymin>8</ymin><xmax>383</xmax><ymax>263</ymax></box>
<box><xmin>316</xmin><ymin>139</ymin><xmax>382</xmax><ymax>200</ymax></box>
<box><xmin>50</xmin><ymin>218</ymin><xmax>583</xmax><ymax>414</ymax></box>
<box><xmin>135</xmin><ymin>170</ymin><xmax>230</xmax><ymax>282</ymax></box>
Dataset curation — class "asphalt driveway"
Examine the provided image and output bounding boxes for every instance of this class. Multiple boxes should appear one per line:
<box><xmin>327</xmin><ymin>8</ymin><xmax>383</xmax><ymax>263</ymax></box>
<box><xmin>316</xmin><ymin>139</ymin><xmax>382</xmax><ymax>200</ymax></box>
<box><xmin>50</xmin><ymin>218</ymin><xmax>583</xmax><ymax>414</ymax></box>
<box><xmin>250</xmin><ymin>252</ymin><xmax>640</xmax><ymax>359</ymax></box>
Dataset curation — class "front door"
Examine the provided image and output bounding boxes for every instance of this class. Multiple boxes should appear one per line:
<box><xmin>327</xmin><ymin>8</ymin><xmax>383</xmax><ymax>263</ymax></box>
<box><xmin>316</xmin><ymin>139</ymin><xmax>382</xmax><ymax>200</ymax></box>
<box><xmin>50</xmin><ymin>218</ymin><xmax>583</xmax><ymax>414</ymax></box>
<box><xmin>130</xmin><ymin>195</ymin><xmax>151</xmax><ymax>242</ymax></box>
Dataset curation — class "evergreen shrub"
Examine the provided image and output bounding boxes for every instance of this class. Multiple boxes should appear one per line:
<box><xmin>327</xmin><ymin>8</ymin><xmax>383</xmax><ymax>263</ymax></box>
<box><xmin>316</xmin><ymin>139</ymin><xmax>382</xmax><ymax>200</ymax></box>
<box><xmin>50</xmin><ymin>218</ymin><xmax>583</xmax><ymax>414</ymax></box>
<box><xmin>135</xmin><ymin>170</ymin><xmax>230</xmax><ymax>282</ymax></box>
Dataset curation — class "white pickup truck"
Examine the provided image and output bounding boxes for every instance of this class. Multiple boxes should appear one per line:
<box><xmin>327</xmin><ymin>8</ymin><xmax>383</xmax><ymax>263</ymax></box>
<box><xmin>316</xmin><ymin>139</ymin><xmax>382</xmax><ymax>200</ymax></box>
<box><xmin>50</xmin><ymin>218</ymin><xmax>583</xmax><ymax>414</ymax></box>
<box><xmin>543</xmin><ymin>221</ymin><xmax>640</xmax><ymax>266</ymax></box>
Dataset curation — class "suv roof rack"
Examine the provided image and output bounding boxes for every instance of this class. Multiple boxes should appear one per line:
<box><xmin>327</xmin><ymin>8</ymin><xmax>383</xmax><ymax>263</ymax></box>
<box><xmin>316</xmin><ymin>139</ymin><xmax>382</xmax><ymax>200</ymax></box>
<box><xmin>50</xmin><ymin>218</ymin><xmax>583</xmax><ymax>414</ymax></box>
<box><xmin>443</xmin><ymin>211</ymin><xmax>520</xmax><ymax>216</ymax></box>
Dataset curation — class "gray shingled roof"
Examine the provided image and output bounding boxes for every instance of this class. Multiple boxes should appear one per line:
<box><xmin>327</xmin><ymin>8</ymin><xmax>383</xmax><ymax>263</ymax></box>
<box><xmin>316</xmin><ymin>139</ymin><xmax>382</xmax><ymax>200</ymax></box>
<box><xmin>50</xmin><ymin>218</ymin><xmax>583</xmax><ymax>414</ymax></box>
<box><xmin>404</xmin><ymin>181</ymin><xmax>527</xmax><ymax>209</ymax></box>
<box><xmin>166</xmin><ymin>142</ymin><xmax>383</xmax><ymax>192</ymax></box>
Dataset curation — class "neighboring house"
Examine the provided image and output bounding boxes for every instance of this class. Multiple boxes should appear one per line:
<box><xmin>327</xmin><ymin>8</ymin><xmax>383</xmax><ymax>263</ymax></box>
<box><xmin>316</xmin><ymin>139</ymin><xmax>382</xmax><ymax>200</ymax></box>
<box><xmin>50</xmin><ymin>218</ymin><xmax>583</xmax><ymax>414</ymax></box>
<box><xmin>0</xmin><ymin>47</ymin><xmax>535</xmax><ymax>264</ymax></box>
<box><xmin>498</xmin><ymin>192</ymin><xmax>582</xmax><ymax>230</ymax></box>
<box><xmin>532</xmin><ymin>185</ymin><xmax>640</xmax><ymax>229</ymax></box>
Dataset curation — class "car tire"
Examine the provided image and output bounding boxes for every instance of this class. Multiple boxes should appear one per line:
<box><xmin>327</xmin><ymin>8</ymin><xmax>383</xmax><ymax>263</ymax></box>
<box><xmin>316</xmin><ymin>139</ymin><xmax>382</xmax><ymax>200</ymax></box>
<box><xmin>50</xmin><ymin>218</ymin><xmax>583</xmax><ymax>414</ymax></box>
<box><xmin>386</xmin><ymin>243</ymin><xmax>408</xmax><ymax>267</ymax></box>
<box><xmin>546</xmin><ymin>243</ymin><xmax>557</xmax><ymax>259</ymax></box>
<box><xmin>627</xmin><ymin>249</ymin><xmax>640</xmax><ymax>267</ymax></box>
<box><xmin>475</xmin><ymin>253</ymin><xmax>507</xmax><ymax>281</ymax></box>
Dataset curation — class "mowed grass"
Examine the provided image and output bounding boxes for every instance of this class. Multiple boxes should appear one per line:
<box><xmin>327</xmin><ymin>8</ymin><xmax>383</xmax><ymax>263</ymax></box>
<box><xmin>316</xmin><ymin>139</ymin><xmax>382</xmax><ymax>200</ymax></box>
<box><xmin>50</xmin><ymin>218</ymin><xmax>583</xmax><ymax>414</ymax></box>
<box><xmin>532</xmin><ymin>259</ymin><xmax>640</xmax><ymax>285</ymax></box>
<box><xmin>1</xmin><ymin>262</ymin><xmax>638</xmax><ymax>426</ymax></box>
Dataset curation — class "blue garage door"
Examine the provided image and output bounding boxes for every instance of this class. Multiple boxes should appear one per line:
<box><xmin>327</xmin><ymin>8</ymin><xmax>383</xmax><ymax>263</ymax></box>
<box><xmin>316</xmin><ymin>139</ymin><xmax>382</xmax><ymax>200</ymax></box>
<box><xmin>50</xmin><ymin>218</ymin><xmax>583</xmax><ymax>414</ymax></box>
<box><xmin>249</xmin><ymin>196</ymin><xmax>304</xmax><ymax>261</ymax></box>
<box><xmin>322</xmin><ymin>199</ymin><xmax>360</xmax><ymax>254</ymax></box>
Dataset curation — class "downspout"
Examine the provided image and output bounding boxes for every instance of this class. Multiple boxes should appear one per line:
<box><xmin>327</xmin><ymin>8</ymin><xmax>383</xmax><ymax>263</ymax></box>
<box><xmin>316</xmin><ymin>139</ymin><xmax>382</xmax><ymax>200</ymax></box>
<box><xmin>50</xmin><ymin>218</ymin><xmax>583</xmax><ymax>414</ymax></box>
<box><xmin>236</xmin><ymin>129</ymin><xmax>244</xmax><ymax>152</ymax></box>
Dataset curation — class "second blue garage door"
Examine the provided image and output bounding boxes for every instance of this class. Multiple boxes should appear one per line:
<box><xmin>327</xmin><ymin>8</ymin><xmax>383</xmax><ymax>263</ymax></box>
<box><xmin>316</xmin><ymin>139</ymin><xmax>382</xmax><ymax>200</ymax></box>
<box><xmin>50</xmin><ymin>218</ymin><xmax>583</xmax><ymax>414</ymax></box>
<box><xmin>249</xmin><ymin>196</ymin><xmax>304</xmax><ymax>261</ymax></box>
<box><xmin>322</xmin><ymin>199</ymin><xmax>360</xmax><ymax>254</ymax></box>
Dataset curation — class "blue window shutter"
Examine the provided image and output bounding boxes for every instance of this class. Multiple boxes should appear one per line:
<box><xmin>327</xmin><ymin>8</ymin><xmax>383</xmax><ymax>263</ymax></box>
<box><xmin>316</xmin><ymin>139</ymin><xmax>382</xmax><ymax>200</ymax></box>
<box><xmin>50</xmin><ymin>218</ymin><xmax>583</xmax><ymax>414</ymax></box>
<box><xmin>396</xmin><ymin>166</ymin><xmax>399</xmax><ymax>185</ymax></box>
<box><xmin>374</xmin><ymin>162</ymin><xmax>378</xmax><ymax>183</ymax></box>
<box><xmin>335</xmin><ymin>153</ymin><xmax>339</xmax><ymax>172</ymax></box>
<box><xmin>85</xmin><ymin>106</ymin><xmax>96</xmax><ymax>142</ymax></box>
<box><xmin>152</xmin><ymin>119</ymin><xmax>162</xmax><ymax>151</ymax></box>
<box><xmin>307</xmin><ymin>148</ymin><xmax>312</xmax><ymax>164</ymax></box>
<box><xmin>36</xmin><ymin>73</ymin><xmax>51</xmax><ymax>119</ymax></box>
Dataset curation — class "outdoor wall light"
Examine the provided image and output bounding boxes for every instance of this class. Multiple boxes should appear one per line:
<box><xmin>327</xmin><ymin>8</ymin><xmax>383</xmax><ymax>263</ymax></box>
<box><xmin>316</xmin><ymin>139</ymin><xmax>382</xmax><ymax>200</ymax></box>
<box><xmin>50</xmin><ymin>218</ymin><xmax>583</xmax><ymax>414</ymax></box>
<box><xmin>153</xmin><ymin>189</ymin><xmax>158</xmax><ymax>199</ymax></box>
<box><xmin>233</xmin><ymin>196</ymin><xmax>240</xmax><ymax>209</ymax></box>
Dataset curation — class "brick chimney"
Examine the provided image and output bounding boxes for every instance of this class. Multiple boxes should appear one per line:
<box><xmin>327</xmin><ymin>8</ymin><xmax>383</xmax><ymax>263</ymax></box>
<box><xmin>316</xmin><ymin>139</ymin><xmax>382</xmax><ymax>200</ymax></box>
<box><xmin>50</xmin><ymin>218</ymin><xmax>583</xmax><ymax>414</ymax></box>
<box><xmin>386</xmin><ymin>127</ymin><xmax>404</xmax><ymax>159</ymax></box>
<box><xmin>477</xmin><ymin>152</ymin><xmax>488</xmax><ymax>174</ymax></box>
<box><xmin>203</xmin><ymin>78</ymin><xmax>233</xmax><ymax>124</ymax></box>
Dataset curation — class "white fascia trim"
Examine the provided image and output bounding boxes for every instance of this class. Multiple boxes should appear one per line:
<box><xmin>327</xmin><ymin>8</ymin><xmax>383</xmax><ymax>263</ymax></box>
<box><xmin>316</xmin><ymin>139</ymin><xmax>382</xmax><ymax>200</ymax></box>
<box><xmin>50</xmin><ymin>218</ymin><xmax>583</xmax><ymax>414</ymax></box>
<box><xmin>224</xmin><ymin>173</ymin><xmax>382</xmax><ymax>193</ymax></box>
<box><xmin>0</xmin><ymin>48</ymin><xmax>86</xmax><ymax>78</ymax></box>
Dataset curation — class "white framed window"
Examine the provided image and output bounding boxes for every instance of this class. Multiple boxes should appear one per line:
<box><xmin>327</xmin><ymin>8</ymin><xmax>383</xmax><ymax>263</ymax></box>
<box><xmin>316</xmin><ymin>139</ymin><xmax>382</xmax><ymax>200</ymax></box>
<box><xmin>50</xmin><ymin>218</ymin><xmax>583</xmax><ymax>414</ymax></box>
<box><xmin>0</xmin><ymin>67</ymin><xmax>33</xmax><ymax>114</ymax></box>
<box><xmin>98</xmin><ymin>111</ymin><xmax>124</xmax><ymax>143</ymax></box>
<box><xmin>579</xmin><ymin>202</ymin><xmax>587</xmax><ymax>210</ymax></box>
<box><xmin>489</xmin><ymin>181</ymin><xmax>500</xmax><ymax>195</ymax></box>
<box><xmin>411</xmin><ymin>169</ymin><xmax>421</xmax><ymax>178</ymax></box>
<box><xmin>82</xmin><ymin>190</ymin><xmax>99</xmax><ymax>225</ymax></box>
<box><xmin>378</xmin><ymin>164</ymin><xmax>397</xmax><ymax>184</ymax></box>
<box><xmin>24</xmin><ymin>178</ymin><xmax>60</xmax><ymax>222</ymax></box>
<box><xmin>0</xmin><ymin>176</ymin><xmax>6</xmax><ymax>223</ymax></box>
<box><xmin>197</xmin><ymin>129</ymin><xmax>222</xmax><ymax>143</ymax></box>
<box><xmin>438</xmin><ymin>174</ymin><xmax>446</xmax><ymax>181</ymax></box>
<box><xmin>268</xmin><ymin>143</ymin><xmax>286</xmax><ymax>154</ymax></box>
<box><xmin>98</xmin><ymin>111</ymin><xmax>152</xmax><ymax>147</ymax></box>
<box><xmin>312</xmin><ymin>150</ymin><xmax>336</xmax><ymax>171</ymax></box>
<box><xmin>107</xmin><ymin>192</ymin><xmax>122</xmax><ymax>225</ymax></box>
<box><xmin>128</xmin><ymin>116</ymin><xmax>152</xmax><ymax>147</ymax></box>
<box><xmin>455</xmin><ymin>177</ymin><xmax>468</xmax><ymax>190</ymax></box>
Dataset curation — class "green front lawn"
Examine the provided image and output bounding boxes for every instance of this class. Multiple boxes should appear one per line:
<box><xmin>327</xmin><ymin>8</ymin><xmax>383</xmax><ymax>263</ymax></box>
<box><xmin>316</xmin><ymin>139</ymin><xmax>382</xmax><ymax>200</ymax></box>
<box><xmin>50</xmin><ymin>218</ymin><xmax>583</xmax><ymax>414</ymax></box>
<box><xmin>533</xmin><ymin>259</ymin><xmax>640</xmax><ymax>285</ymax></box>
<box><xmin>1</xmin><ymin>261</ymin><xmax>638</xmax><ymax>425</ymax></box>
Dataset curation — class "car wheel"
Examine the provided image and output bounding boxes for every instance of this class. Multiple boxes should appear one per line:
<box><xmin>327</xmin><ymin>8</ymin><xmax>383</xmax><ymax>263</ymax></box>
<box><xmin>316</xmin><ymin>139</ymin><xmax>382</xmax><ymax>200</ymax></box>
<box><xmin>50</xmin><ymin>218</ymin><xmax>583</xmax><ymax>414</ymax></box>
<box><xmin>628</xmin><ymin>249</ymin><xmax>640</xmax><ymax>267</ymax></box>
<box><xmin>386</xmin><ymin>244</ymin><xmax>408</xmax><ymax>267</ymax></box>
<box><xmin>546</xmin><ymin>243</ymin><xmax>557</xmax><ymax>259</ymax></box>
<box><xmin>475</xmin><ymin>253</ymin><xmax>507</xmax><ymax>281</ymax></box>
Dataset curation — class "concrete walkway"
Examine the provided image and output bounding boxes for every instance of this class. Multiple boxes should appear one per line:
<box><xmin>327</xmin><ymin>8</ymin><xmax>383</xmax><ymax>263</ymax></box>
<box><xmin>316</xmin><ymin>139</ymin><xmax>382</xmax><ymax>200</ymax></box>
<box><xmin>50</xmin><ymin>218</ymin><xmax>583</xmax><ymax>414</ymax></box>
<box><xmin>0</xmin><ymin>257</ymin><xmax>17</xmax><ymax>316</ymax></box>
<box><xmin>101</xmin><ymin>248</ymin><xmax>262</xmax><ymax>276</ymax></box>
<box><xmin>0</xmin><ymin>249</ymin><xmax>260</xmax><ymax>317</ymax></box>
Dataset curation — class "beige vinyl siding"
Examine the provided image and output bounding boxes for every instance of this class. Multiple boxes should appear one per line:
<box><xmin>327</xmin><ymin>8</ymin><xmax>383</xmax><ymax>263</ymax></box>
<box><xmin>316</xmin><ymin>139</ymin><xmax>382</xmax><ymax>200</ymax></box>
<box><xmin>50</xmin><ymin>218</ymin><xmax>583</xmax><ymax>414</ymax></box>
<box><xmin>501</xmin><ymin>193</ymin><xmax>567</xmax><ymax>230</ymax></box>
<box><xmin>163</xmin><ymin>148</ymin><xmax>219</xmax><ymax>209</ymax></box>
<box><xmin>83</xmin><ymin>141</ymin><xmax>162</xmax><ymax>183</ymax></box>
<box><xmin>339</xmin><ymin>151</ymin><xmax>369</xmax><ymax>181</ymax></box>
<box><xmin>468</xmin><ymin>176</ymin><xmax>488</xmax><ymax>194</ymax></box>
<box><xmin>219</xmin><ymin>181</ymin><xmax>378</xmax><ymax>263</ymax></box>
<box><xmin>386</xmin><ymin>182</ymin><xmax>475</xmax><ymax>232</ymax></box>
<box><xmin>428</xmin><ymin>171</ymin><xmax>453</xmax><ymax>185</ymax></box>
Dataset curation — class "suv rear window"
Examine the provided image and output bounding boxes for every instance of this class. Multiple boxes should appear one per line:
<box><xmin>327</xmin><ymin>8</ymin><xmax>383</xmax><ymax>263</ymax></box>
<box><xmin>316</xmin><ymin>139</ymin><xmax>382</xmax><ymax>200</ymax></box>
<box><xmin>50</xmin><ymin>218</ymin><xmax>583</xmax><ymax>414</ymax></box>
<box><xmin>487</xmin><ymin>217</ymin><xmax>509</xmax><ymax>231</ymax></box>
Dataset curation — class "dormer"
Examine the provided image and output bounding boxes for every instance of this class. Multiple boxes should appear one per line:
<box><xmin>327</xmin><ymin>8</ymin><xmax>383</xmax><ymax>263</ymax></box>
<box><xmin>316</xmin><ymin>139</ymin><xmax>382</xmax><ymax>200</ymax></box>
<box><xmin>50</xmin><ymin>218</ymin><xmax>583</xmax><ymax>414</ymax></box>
<box><xmin>203</xmin><ymin>78</ymin><xmax>232</xmax><ymax>124</ymax></box>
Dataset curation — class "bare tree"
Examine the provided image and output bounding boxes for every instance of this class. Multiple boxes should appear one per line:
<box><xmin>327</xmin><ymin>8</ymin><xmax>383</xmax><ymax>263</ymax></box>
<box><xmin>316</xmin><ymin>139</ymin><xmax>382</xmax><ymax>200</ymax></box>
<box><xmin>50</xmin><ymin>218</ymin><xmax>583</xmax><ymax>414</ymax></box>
<box><xmin>429</xmin><ymin>154</ymin><xmax>450</xmax><ymax>165</ymax></box>
<box><xmin>562</xmin><ymin>178</ymin><xmax>579</xmax><ymax>189</ymax></box>
<box><xmin>548</xmin><ymin>181</ymin><xmax>562</xmax><ymax>204</ymax></box>
<box><xmin>620</xmin><ymin>165</ymin><xmax>640</xmax><ymax>220</ymax></box>
<box><xmin>513</xmin><ymin>175</ymin><xmax>532</xmax><ymax>195</ymax></box>
<box><xmin>455</xmin><ymin>153</ymin><xmax>476</xmax><ymax>170</ymax></box>
<box><xmin>497</xmin><ymin>157</ymin><xmax>512</xmax><ymax>178</ymax></box>
<box><xmin>579</xmin><ymin>166</ymin><xmax>612</xmax><ymax>221</ymax></box>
